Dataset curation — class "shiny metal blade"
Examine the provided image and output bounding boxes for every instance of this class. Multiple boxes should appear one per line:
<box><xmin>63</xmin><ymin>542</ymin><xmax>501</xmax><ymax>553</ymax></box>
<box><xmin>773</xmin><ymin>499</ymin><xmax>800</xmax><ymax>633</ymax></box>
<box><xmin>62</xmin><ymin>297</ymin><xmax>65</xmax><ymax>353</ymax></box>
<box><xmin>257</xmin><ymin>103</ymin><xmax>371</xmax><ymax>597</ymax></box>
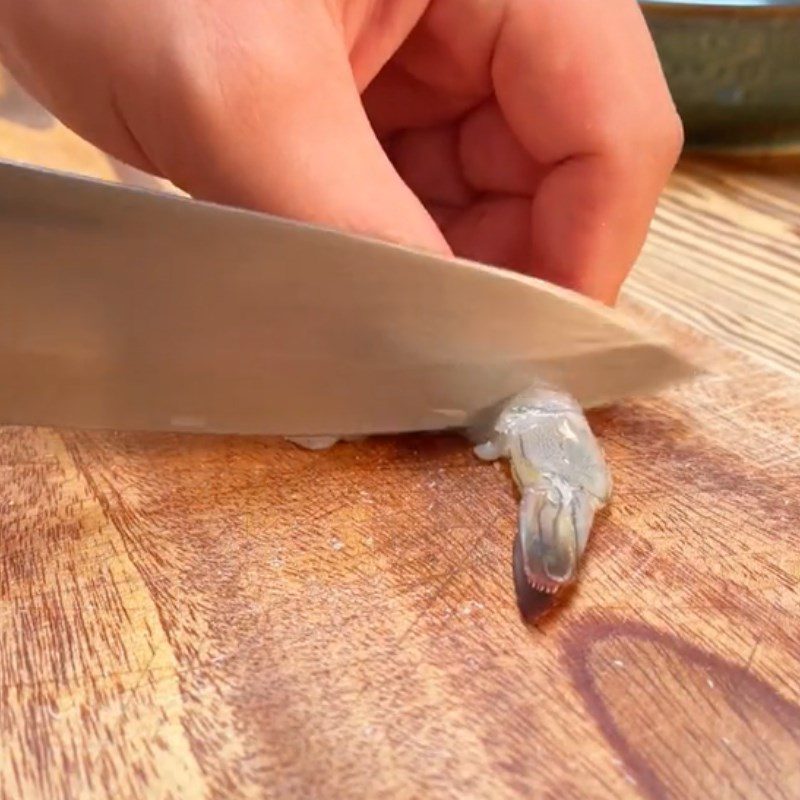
<box><xmin>0</xmin><ymin>159</ymin><xmax>697</xmax><ymax>437</ymax></box>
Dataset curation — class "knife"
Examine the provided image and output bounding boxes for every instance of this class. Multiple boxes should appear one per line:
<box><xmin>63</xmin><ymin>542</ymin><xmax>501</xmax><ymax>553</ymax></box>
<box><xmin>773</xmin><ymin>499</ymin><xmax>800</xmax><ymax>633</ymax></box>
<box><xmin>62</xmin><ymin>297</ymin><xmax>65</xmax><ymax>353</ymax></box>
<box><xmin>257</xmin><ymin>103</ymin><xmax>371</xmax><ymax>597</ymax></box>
<box><xmin>0</xmin><ymin>158</ymin><xmax>697</xmax><ymax>438</ymax></box>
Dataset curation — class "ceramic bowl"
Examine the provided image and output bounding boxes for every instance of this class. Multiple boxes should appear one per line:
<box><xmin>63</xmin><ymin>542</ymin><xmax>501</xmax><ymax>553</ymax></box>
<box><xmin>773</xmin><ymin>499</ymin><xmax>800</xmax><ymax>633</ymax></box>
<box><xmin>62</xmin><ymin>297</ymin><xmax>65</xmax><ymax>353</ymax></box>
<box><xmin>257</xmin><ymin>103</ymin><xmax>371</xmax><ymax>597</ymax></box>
<box><xmin>641</xmin><ymin>0</ymin><xmax>800</xmax><ymax>153</ymax></box>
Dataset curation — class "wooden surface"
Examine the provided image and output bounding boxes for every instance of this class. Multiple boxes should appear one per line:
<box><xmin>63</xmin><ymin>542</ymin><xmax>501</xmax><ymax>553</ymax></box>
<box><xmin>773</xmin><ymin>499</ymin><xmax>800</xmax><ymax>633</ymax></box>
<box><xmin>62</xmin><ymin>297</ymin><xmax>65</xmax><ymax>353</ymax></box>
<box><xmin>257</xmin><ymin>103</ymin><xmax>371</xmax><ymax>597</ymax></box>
<box><xmin>1</xmin><ymin>68</ymin><xmax>800</xmax><ymax>800</ymax></box>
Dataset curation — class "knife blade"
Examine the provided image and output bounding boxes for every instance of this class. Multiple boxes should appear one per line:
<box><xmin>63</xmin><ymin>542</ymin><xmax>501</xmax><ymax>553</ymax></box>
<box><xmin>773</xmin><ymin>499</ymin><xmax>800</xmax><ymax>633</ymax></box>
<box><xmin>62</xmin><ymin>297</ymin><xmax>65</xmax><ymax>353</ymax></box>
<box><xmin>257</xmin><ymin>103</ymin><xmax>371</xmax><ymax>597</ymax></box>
<box><xmin>0</xmin><ymin>159</ymin><xmax>697</xmax><ymax>437</ymax></box>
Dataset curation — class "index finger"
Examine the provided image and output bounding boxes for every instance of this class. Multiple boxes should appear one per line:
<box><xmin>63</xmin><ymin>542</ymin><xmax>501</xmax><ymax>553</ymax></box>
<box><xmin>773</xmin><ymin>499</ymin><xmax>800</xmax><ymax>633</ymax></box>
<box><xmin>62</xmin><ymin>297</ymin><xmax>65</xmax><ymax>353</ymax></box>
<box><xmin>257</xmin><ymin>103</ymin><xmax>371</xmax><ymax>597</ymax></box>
<box><xmin>494</xmin><ymin>0</ymin><xmax>683</xmax><ymax>303</ymax></box>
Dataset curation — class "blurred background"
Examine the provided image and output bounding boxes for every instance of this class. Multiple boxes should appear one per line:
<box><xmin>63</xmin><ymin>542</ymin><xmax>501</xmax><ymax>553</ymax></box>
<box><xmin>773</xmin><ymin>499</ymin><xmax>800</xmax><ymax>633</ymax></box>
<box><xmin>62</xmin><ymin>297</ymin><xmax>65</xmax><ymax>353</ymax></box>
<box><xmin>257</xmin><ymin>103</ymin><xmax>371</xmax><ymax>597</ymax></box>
<box><xmin>642</xmin><ymin>0</ymin><xmax>800</xmax><ymax>154</ymax></box>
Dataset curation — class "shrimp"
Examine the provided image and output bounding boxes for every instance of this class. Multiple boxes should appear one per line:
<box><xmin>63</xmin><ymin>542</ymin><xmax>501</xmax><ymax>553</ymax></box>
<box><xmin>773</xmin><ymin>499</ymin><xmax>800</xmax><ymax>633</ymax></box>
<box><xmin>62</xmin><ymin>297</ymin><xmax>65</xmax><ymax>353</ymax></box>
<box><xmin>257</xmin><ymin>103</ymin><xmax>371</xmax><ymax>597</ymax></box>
<box><xmin>471</xmin><ymin>385</ymin><xmax>611</xmax><ymax>619</ymax></box>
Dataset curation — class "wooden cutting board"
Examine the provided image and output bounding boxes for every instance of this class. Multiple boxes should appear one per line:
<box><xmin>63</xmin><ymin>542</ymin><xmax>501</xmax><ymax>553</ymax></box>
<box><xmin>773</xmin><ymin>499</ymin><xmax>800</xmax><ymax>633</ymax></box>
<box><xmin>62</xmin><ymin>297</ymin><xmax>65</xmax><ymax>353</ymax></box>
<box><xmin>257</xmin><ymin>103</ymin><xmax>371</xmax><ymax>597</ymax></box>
<box><xmin>1</xmin><ymin>69</ymin><xmax>799</xmax><ymax>800</ymax></box>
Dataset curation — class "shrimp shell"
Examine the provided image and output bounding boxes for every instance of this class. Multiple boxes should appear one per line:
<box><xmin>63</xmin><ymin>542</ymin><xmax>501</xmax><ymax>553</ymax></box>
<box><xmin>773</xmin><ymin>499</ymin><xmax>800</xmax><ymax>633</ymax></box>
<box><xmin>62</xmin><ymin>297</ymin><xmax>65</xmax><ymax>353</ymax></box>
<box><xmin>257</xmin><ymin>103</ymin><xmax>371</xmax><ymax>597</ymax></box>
<box><xmin>472</xmin><ymin>385</ymin><xmax>612</xmax><ymax>619</ymax></box>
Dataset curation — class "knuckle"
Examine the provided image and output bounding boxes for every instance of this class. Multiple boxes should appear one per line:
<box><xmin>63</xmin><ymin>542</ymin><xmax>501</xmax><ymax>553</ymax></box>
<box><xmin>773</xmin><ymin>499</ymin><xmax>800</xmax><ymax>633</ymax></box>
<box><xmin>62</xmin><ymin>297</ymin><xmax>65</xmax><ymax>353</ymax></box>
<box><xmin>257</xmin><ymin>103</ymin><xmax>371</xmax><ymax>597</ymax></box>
<box><xmin>595</xmin><ymin>103</ymin><xmax>684</xmax><ymax>175</ymax></box>
<box><xmin>652</xmin><ymin>108</ymin><xmax>685</xmax><ymax>165</ymax></box>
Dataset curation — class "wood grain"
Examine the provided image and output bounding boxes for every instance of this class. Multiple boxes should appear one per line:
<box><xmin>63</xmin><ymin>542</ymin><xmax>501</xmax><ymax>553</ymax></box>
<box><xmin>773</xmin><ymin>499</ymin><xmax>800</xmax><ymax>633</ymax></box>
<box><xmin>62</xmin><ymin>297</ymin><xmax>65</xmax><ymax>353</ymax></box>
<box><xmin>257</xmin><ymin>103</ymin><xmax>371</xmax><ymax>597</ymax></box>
<box><xmin>1</xmin><ymin>70</ymin><xmax>799</xmax><ymax>800</ymax></box>
<box><xmin>631</xmin><ymin>158</ymin><xmax>800</xmax><ymax>379</ymax></box>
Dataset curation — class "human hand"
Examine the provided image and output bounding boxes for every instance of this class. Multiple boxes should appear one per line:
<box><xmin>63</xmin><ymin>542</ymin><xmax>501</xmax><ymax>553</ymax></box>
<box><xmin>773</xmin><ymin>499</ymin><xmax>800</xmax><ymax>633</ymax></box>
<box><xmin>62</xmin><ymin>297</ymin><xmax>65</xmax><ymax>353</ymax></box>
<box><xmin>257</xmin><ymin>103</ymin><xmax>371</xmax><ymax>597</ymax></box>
<box><xmin>0</xmin><ymin>0</ymin><xmax>682</xmax><ymax>303</ymax></box>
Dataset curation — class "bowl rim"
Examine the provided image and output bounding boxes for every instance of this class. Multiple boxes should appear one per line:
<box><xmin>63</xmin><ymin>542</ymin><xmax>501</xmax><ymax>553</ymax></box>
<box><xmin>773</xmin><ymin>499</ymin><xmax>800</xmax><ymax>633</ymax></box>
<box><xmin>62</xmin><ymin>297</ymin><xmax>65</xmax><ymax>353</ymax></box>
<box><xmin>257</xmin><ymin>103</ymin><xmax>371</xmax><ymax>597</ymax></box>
<box><xmin>641</xmin><ymin>0</ymin><xmax>800</xmax><ymax>15</ymax></box>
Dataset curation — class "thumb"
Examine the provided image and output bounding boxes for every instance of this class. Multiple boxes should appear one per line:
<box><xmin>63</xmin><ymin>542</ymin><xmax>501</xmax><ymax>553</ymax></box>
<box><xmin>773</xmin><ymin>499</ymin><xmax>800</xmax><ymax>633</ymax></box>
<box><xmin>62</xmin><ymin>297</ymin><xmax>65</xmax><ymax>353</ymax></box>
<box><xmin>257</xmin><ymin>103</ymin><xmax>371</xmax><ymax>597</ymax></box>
<box><xmin>122</xmin><ymin>4</ymin><xmax>448</xmax><ymax>254</ymax></box>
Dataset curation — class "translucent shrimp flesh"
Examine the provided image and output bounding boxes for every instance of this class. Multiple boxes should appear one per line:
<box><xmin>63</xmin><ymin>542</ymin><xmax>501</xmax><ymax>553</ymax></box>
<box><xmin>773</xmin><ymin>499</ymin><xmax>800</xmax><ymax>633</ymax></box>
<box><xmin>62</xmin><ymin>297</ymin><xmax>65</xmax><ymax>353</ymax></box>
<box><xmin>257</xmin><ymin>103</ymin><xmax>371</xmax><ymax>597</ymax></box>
<box><xmin>470</xmin><ymin>385</ymin><xmax>611</xmax><ymax>618</ymax></box>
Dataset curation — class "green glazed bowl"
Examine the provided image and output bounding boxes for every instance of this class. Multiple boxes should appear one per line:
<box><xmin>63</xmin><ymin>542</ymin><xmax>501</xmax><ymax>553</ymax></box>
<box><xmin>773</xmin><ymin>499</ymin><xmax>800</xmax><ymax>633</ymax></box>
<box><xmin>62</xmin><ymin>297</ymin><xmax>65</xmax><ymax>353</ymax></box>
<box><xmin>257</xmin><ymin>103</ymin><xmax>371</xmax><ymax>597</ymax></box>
<box><xmin>640</xmin><ymin>0</ymin><xmax>800</xmax><ymax>153</ymax></box>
